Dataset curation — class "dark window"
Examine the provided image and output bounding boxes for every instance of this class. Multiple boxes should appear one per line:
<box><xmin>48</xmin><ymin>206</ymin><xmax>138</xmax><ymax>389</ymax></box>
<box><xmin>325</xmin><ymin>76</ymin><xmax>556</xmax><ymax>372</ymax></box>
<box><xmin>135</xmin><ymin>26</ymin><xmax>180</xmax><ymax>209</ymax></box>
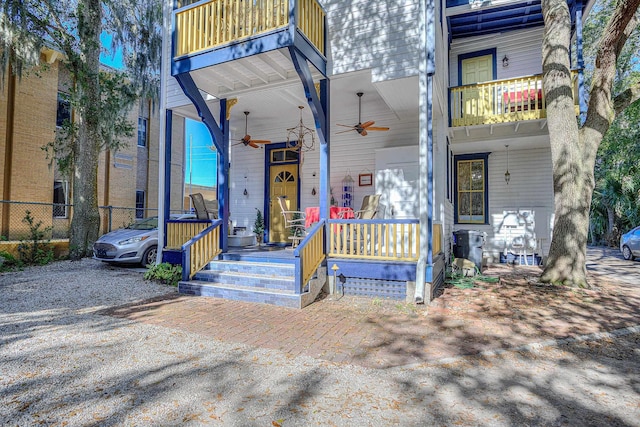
<box><xmin>138</xmin><ymin>118</ymin><xmax>148</xmax><ymax>147</ymax></box>
<box><xmin>136</xmin><ymin>190</ymin><xmax>145</xmax><ymax>219</ymax></box>
<box><xmin>56</xmin><ymin>93</ymin><xmax>71</xmax><ymax>127</ymax></box>
<box><xmin>53</xmin><ymin>181</ymin><xmax>68</xmax><ymax>218</ymax></box>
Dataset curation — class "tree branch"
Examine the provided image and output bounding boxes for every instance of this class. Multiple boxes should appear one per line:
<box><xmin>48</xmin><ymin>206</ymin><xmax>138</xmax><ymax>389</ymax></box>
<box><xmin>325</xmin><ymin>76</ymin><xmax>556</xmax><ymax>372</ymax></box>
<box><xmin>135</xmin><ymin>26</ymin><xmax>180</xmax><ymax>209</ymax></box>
<box><xmin>583</xmin><ymin>0</ymin><xmax>640</xmax><ymax>141</ymax></box>
<box><xmin>613</xmin><ymin>81</ymin><xmax>640</xmax><ymax>115</ymax></box>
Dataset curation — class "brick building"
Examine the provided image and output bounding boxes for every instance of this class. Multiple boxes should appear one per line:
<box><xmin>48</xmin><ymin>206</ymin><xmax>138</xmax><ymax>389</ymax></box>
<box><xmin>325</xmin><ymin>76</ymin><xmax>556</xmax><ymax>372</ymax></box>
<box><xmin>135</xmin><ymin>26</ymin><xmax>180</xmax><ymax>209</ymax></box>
<box><xmin>0</xmin><ymin>49</ymin><xmax>187</xmax><ymax>239</ymax></box>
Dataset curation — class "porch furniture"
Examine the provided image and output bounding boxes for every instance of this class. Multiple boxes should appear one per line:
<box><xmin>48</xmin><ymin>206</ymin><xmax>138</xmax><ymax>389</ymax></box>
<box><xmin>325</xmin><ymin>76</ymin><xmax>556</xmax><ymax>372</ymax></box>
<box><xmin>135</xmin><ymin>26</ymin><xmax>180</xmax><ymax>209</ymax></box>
<box><xmin>277</xmin><ymin>196</ymin><xmax>307</xmax><ymax>247</ymax></box>
<box><xmin>304</xmin><ymin>206</ymin><xmax>354</xmax><ymax>228</ymax></box>
<box><xmin>503</xmin><ymin>89</ymin><xmax>543</xmax><ymax>112</ymax></box>
<box><xmin>190</xmin><ymin>193</ymin><xmax>218</xmax><ymax>220</ymax></box>
<box><xmin>347</xmin><ymin>194</ymin><xmax>381</xmax><ymax>219</ymax></box>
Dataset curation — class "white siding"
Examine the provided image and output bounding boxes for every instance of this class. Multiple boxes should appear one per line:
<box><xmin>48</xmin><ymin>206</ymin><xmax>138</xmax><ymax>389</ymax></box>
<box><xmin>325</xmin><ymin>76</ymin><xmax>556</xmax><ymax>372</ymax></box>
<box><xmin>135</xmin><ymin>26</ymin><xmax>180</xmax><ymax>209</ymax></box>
<box><xmin>227</xmin><ymin>95</ymin><xmax>421</xmax><ymax>230</ymax></box>
<box><xmin>453</xmin><ymin>147</ymin><xmax>554</xmax><ymax>262</ymax></box>
<box><xmin>166</xmin><ymin>77</ymin><xmax>192</xmax><ymax>109</ymax></box>
<box><xmin>449</xmin><ymin>27</ymin><xmax>544</xmax><ymax>86</ymax></box>
<box><xmin>324</xmin><ymin>0</ymin><xmax>421</xmax><ymax>81</ymax></box>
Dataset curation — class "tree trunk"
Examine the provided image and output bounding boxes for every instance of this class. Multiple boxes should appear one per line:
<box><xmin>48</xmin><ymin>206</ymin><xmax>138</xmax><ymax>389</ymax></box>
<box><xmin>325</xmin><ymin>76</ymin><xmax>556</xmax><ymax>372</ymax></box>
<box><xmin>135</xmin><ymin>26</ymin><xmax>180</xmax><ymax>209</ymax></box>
<box><xmin>540</xmin><ymin>0</ymin><xmax>590</xmax><ymax>287</ymax></box>
<box><xmin>540</xmin><ymin>0</ymin><xmax>640</xmax><ymax>286</ymax></box>
<box><xmin>69</xmin><ymin>0</ymin><xmax>102</xmax><ymax>259</ymax></box>
<box><xmin>606</xmin><ymin>206</ymin><xmax>615</xmax><ymax>244</ymax></box>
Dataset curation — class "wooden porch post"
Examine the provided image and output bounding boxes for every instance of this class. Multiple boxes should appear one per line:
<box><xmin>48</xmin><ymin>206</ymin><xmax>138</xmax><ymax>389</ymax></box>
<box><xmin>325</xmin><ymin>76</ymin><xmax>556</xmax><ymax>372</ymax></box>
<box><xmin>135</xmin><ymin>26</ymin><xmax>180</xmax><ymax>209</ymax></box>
<box><xmin>219</xmin><ymin>99</ymin><xmax>230</xmax><ymax>252</ymax></box>
<box><xmin>289</xmin><ymin>46</ymin><xmax>330</xmax><ymax>218</ymax></box>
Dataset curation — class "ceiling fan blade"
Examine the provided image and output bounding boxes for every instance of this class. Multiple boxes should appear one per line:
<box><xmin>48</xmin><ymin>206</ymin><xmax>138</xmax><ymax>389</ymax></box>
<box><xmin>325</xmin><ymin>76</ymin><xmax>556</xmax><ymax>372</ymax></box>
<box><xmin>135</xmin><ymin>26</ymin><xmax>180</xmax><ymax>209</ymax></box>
<box><xmin>359</xmin><ymin>129</ymin><xmax>368</xmax><ymax>136</ymax></box>
<box><xmin>366</xmin><ymin>126</ymin><xmax>390</xmax><ymax>131</ymax></box>
<box><xmin>336</xmin><ymin>129</ymin><xmax>356</xmax><ymax>134</ymax></box>
<box><xmin>249</xmin><ymin>142</ymin><xmax>260</xmax><ymax>148</ymax></box>
<box><xmin>336</xmin><ymin>123</ymin><xmax>356</xmax><ymax>128</ymax></box>
<box><xmin>360</xmin><ymin>120</ymin><xmax>376</xmax><ymax>129</ymax></box>
<box><xmin>249</xmin><ymin>139</ymin><xmax>271</xmax><ymax>144</ymax></box>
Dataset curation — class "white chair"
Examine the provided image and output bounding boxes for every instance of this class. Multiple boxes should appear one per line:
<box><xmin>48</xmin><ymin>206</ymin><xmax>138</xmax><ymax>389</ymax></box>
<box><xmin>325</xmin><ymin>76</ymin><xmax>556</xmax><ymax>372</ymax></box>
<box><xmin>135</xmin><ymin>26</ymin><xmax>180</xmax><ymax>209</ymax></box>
<box><xmin>276</xmin><ymin>196</ymin><xmax>306</xmax><ymax>247</ymax></box>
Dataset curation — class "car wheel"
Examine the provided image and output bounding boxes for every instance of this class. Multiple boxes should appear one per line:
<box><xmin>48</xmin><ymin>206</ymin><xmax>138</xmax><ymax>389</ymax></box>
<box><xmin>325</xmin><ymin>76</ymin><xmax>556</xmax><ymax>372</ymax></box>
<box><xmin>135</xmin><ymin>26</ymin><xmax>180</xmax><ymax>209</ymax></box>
<box><xmin>141</xmin><ymin>245</ymin><xmax>158</xmax><ymax>267</ymax></box>
<box><xmin>622</xmin><ymin>245</ymin><xmax>635</xmax><ymax>261</ymax></box>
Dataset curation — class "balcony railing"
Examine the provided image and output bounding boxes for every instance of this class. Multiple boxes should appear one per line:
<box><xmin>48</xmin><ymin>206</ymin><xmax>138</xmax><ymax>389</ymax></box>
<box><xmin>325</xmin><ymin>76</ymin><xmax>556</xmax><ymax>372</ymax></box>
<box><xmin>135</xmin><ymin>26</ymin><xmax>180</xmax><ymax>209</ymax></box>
<box><xmin>450</xmin><ymin>73</ymin><xmax>579</xmax><ymax>127</ymax></box>
<box><xmin>175</xmin><ymin>0</ymin><xmax>325</xmax><ymax>57</ymax></box>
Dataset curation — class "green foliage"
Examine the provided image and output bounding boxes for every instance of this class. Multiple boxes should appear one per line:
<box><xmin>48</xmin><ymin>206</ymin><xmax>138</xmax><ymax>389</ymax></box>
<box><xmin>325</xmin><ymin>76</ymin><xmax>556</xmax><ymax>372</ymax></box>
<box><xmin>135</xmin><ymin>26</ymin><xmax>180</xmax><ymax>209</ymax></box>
<box><xmin>144</xmin><ymin>262</ymin><xmax>182</xmax><ymax>287</ymax></box>
<box><xmin>582</xmin><ymin>0</ymin><xmax>640</xmax><ymax>95</ymax></box>
<box><xmin>446</xmin><ymin>262</ymin><xmax>499</xmax><ymax>290</ymax></box>
<box><xmin>17</xmin><ymin>211</ymin><xmax>55</xmax><ymax>265</ymax></box>
<box><xmin>42</xmin><ymin>70</ymin><xmax>137</xmax><ymax>176</ymax></box>
<box><xmin>290</xmin><ymin>213</ymin><xmax>304</xmax><ymax>237</ymax></box>
<box><xmin>591</xmin><ymin>102</ymin><xmax>640</xmax><ymax>245</ymax></box>
<box><xmin>1</xmin><ymin>0</ymin><xmax>163</xmax><ymax>260</ymax></box>
<box><xmin>253</xmin><ymin>209</ymin><xmax>265</xmax><ymax>237</ymax></box>
<box><xmin>0</xmin><ymin>250</ymin><xmax>22</xmax><ymax>272</ymax></box>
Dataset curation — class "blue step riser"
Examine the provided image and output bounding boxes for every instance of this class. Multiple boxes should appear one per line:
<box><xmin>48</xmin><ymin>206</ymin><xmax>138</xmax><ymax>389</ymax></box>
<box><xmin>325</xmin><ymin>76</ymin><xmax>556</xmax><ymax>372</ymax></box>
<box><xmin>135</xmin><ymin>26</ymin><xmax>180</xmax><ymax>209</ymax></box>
<box><xmin>179</xmin><ymin>283</ymin><xmax>301</xmax><ymax>308</ymax></box>
<box><xmin>220</xmin><ymin>253</ymin><xmax>295</xmax><ymax>264</ymax></box>
<box><xmin>194</xmin><ymin>271</ymin><xmax>296</xmax><ymax>291</ymax></box>
<box><xmin>207</xmin><ymin>262</ymin><xmax>294</xmax><ymax>276</ymax></box>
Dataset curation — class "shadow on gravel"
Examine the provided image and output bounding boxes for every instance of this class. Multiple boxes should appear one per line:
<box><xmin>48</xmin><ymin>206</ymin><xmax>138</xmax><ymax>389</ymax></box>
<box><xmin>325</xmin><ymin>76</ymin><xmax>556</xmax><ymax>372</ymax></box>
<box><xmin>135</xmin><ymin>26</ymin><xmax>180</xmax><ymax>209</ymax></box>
<box><xmin>1</xmin><ymin>252</ymin><xmax>639</xmax><ymax>425</ymax></box>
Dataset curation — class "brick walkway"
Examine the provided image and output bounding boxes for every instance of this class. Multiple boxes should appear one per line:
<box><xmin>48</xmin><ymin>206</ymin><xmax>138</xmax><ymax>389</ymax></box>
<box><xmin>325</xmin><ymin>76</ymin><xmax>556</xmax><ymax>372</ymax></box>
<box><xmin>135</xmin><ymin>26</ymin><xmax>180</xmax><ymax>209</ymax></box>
<box><xmin>102</xmin><ymin>257</ymin><xmax>640</xmax><ymax>369</ymax></box>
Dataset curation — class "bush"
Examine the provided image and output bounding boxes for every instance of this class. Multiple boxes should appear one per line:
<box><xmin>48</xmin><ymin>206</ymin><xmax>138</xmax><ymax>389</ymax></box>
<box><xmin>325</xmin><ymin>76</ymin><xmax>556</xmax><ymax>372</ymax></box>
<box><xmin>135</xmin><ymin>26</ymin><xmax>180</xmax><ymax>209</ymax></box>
<box><xmin>0</xmin><ymin>250</ymin><xmax>22</xmax><ymax>272</ymax></box>
<box><xmin>17</xmin><ymin>211</ymin><xmax>54</xmax><ymax>265</ymax></box>
<box><xmin>144</xmin><ymin>263</ymin><xmax>182</xmax><ymax>287</ymax></box>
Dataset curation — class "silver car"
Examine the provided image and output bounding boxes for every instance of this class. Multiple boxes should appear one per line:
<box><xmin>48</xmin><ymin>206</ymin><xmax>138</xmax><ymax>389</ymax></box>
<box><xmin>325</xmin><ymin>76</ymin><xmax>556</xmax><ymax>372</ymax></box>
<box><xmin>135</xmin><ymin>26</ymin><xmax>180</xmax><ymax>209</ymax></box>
<box><xmin>620</xmin><ymin>225</ymin><xmax>640</xmax><ymax>261</ymax></box>
<box><xmin>93</xmin><ymin>214</ymin><xmax>193</xmax><ymax>266</ymax></box>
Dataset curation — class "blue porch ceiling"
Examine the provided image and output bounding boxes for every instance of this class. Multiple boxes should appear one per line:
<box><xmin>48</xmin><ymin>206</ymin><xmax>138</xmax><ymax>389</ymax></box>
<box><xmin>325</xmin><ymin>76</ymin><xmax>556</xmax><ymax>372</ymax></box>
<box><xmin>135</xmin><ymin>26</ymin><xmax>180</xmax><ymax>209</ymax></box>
<box><xmin>447</xmin><ymin>0</ymin><xmax>585</xmax><ymax>39</ymax></box>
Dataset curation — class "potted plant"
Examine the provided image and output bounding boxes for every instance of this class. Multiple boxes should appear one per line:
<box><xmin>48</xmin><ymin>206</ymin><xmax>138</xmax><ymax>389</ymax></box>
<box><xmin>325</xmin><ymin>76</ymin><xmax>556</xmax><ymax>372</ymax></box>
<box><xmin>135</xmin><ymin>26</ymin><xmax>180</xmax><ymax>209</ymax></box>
<box><xmin>253</xmin><ymin>208</ymin><xmax>265</xmax><ymax>245</ymax></box>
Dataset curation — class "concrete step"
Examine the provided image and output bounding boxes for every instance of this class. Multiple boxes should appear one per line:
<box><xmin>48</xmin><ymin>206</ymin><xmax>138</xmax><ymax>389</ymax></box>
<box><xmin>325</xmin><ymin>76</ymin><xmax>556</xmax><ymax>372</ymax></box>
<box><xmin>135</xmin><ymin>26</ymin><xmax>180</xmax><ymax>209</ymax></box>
<box><xmin>178</xmin><ymin>281</ymin><xmax>304</xmax><ymax>309</ymax></box>
<box><xmin>205</xmin><ymin>260</ymin><xmax>295</xmax><ymax>277</ymax></box>
<box><xmin>194</xmin><ymin>269</ymin><xmax>296</xmax><ymax>292</ymax></box>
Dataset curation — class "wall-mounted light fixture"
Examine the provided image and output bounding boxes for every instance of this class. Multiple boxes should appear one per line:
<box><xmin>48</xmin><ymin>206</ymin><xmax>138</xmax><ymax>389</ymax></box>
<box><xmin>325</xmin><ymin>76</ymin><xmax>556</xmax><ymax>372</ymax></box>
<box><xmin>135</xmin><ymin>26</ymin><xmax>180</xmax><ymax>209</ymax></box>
<box><xmin>243</xmin><ymin>173</ymin><xmax>248</xmax><ymax>196</ymax></box>
<box><xmin>504</xmin><ymin>145</ymin><xmax>511</xmax><ymax>184</ymax></box>
<box><xmin>502</xmin><ymin>55</ymin><xmax>509</xmax><ymax>68</ymax></box>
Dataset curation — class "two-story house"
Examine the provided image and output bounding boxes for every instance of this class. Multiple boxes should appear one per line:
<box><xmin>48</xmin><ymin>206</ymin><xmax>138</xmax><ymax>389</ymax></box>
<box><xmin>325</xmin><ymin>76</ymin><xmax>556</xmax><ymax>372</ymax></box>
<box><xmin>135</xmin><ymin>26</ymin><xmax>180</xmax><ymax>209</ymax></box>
<box><xmin>158</xmin><ymin>0</ymin><xmax>591</xmax><ymax>308</ymax></box>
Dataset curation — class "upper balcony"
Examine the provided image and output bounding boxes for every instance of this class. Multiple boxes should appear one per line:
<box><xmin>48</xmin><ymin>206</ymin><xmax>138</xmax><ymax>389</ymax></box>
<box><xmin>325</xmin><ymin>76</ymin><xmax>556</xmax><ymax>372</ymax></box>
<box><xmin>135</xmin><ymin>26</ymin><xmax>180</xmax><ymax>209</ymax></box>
<box><xmin>172</xmin><ymin>0</ymin><xmax>326</xmax><ymax>76</ymax></box>
<box><xmin>449</xmin><ymin>73</ymin><xmax>579</xmax><ymax>128</ymax></box>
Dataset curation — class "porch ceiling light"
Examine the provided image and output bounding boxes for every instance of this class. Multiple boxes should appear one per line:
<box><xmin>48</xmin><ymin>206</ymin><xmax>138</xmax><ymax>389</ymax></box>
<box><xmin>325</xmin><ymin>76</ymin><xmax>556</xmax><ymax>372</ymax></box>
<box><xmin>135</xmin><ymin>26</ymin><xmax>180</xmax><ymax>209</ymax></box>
<box><xmin>502</xmin><ymin>55</ymin><xmax>509</xmax><ymax>68</ymax></box>
<box><xmin>286</xmin><ymin>106</ymin><xmax>315</xmax><ymax>152</ymax></box>
<box><xmin>505</xmin><ymin>144</ymin><xmax>511</xmax><ymax>184</ymax></box>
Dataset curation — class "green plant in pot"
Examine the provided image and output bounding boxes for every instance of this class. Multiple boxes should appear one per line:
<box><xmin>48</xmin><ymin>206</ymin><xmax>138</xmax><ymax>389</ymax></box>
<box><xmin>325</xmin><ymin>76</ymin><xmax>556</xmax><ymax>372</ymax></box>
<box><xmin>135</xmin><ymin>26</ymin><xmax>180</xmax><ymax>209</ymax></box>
<box><xmin>253</xmin><ymin>208</ymin><xmax>265</xmax><ymax>245</ymax></box>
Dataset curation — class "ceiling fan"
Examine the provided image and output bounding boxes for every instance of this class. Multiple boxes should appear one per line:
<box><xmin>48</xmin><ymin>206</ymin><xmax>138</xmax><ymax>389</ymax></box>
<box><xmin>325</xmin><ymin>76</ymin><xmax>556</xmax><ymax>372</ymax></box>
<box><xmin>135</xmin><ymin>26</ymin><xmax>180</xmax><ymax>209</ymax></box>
<box><xmin>232</xmin><ymin>111</ymin><xmax>271</xmax><ymax>148</ymax></box>
<box><xmin>336</xmin><ymin>92</ymin><xmax>390</xmax><ymax>136</ymax></box>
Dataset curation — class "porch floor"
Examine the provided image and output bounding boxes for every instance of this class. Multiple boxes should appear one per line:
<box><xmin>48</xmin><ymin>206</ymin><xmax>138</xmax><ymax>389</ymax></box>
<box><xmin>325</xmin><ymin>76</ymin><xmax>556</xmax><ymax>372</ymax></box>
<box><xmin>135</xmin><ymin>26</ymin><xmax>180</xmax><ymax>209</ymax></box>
<box><xmin>221</xmin><ymin>244</ymin><xmax>296</xmax><ymax>263</ymax></box>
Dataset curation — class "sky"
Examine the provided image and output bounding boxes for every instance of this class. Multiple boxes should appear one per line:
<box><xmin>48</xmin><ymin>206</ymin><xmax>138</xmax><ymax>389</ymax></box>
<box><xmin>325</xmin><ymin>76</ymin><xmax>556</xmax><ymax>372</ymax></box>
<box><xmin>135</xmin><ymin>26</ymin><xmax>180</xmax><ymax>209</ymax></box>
<box><xmin>185</xmin><ymin>119</ymin><xmax>217</xmax><ymax>188</ymax></box>
<box><xmin>99</xmin><ymin>34</ymin><xmax>216</xmax><ymax>189</ymax></box>
<box><xmin>99</xmin><ymin>33</ymin><xmax>124</xmax><ymax>69</ymax></box>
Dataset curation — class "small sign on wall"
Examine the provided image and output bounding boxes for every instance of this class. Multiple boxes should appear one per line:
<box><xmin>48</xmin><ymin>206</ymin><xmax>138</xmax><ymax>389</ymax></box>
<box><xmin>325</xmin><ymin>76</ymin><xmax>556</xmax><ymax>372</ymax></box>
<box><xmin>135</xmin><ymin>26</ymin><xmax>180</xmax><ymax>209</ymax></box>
<box><xmin>359</xmin><ymin>173</ymin><xmax>373</xmax><ymax>186</ymax></box>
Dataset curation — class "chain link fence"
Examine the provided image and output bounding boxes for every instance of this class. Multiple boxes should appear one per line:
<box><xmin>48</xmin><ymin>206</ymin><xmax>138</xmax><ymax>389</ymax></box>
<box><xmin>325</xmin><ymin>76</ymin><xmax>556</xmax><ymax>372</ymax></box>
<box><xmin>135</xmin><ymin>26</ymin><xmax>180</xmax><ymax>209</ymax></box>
<box><xmin>0</xmin><ymin>200</ymin><xmax>187</xmax><ymax>241</ymax></box>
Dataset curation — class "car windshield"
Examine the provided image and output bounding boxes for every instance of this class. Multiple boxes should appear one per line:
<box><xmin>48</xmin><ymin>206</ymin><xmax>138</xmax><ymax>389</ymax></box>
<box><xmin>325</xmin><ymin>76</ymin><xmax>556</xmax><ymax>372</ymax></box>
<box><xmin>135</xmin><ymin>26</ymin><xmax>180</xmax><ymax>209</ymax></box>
<box><xmin>127</xmin><ymin>217</ymin><xmax>158</xmax><ymax>230</ymax></box>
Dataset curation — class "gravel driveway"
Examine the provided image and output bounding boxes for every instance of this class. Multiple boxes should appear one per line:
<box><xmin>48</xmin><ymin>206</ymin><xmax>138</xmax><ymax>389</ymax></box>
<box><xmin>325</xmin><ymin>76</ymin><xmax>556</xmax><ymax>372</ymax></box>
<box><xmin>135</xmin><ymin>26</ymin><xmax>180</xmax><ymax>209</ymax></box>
<box><xmin>1</xmin><ymin>256</ymin><xmax>639</xmax><ymax>426</ymax></box>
